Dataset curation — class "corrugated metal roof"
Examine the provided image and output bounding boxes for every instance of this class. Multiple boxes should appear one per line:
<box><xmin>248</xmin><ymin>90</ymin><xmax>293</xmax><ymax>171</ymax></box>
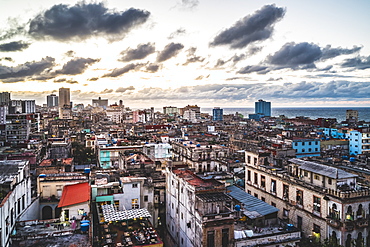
<box><xmin>226</xmin><ymin>185</ymin><xmax>278</xmax><ymax>218</ymax></box>
<box><xmin>289</xmin><ymin>158</ymin><xmax>357</xmax><ymax>179</ymax></box>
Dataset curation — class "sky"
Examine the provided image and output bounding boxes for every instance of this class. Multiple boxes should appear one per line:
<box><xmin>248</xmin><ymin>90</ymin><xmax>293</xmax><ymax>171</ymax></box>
<box><xmin>0</xmin><ymin>0</ymin><xmax>369</xmax><ymax>108</ymax></box>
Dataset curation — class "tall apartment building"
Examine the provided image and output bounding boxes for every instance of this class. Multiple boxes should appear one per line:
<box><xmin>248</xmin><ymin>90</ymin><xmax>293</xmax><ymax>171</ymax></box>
<box><xmin>58</xmin><ymin>88</ymin><xmax>71</xmax><ymax>118</ymax></box>
<box><xmin>245</xmin><ymin>150</ymin><xmax>370</xmax><ymax>246</ymax></box>
<box><xmin>255</xmin><ymin>99</ymin><xmax>271</xmax><ymax>117</ymax></box>
<box><xmin>0</xmin><ymin>160</ymin><xmax>32</xmax><ymax>247</ymax></box>
<box><xmin>92</xmin><ymin>96</ymin><xmax>108</xmax><ymax>109</ymax></box>
<box><xmin>6</xmin><ymin>113</ymin><xmax>37</xmax><ymax>145</ymax></box>
<box><xmin>21</xmin><ymin>100</ymin><xmax>35</xmax><ymax>113</ymax></box>
<box><xmin>346</xmin><ymin>110</ymin><xmax>358</xmax><ymax>122</ymax></box>
<box><xmin>212</xmin><ymin>107</ymin><xmax>223</xmax><ymax>121</ymax></box>
<box><xmin>165</xmin><ymin>167</ymin><xmax>234</xmax><ymax>247</ymax></box>
<box><xmin>349</xmin><ymin>130</ymin><xmax>370</xmax><ymax>155</ymax></box>
<box><xmin>46</xmin><ymin>94</ymin><xmax>58</xmax><ymax>107</ymax></box>
<box><xmin>163</xmin><ymin>106</ymin><xmax>179</xmax><ymax>116</ymax></box>
<box><xmin>0</xmin><ymin>92</ymin><xmax>11</xmax><ymax>105</ymax></box>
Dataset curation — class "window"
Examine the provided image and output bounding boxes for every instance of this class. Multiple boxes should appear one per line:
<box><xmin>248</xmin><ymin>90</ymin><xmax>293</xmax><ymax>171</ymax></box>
<box><xmin>315</xmin><ymin>141</ymin><xmax>318</xmax><ymax>145</ymax></box>
<box><xmin>247</xmin><ymin>170</ymin><xmax>251</xmax><ymax>181</ymax></box>
<box><xmin>132</xmin><ymin>198</ymin><xmax>139</xmax><ymax>209</ymax></box>
<box><xmin>283</xmin><ymin>184</ymin><xmax>289</xmax><ymax>199</ymax></box>
<box><xmin>254</xmin><ymin>157</ymin><xmax>257</xmax><ymax>165</ymax></box>
<box><xmin>222</xmin><ymin>228</ymin><xmax>229</xmax><ymax>247</ymax></box>
<box><xmin>271</xmin><ymin>202</ymin><xmax>276</xmax><ymax>207</ymax></box>
<box><xmin>296</xmin><ymin>190</ymin><xmax>303</xmax><ymax>205</ymax></box>
<box><xmin>207</xmin><ymin>231</ymin><xmax>215</xmax><ymax>247</ymax></box>
<box><xmin>302</xmin><ymin>149</ymin><xmax>305</xmax><ymax>152</ymax></box>
<box><xmin>314</xmin><ymin>174</ymin><xmax>320</xmax><ymax>180</ymax></box>
<box><xmin>247</xmin><ymin>155</ymin><xmax>251</xmax><ymax>164</ymax></box>
<box><xmin>181</xmin><ymin>212</ymin><xmax>183</xmax><ymax>220</ymax></box>
<box><xmin>261</xmin><ymin>197</ymin><xmax>265</xmax><ymax>202</ymax></box>
<box><xmin>309</xmin><ymin>148</ymin><xmax>312</xmax><ymax>152</ymax></box>
<box><xmin>313</xmin><ymin>224</ymin><xmax>320</xmax><ymax>234</ymax></box>
<box><xmin>309</xmin><ymin>142</ymin><xmax>311</xmax><ymax>145</ymax></box>
<box><xmin>313</xmin><ymin>196</ymin><xmax>321</xmax><ymax>214</ymax></box>
<box><xmin>271</xmin><ymin>179</ymin><xmax>276</xmax><ymax>193</ymax></box>
<box><xmin>328</xmin><ymin>178</ymin><xmax>332</xmax><ymax>185</ymax></box>
<box><xmin>144</xmin><ymin>195</ymin><xmax>148</xmax><ymax>202</ymax></box>
<box><xmin>132</xmin><ymin>183</ymin><xmax>138</xmax><ymax>188</ymax></box>
<box><xmin>254</xmin><ymin>193</ymin><xmax>258</xmax><ymax>198</ymax></box>
<box><xmin>315</xmin><ymin>148</ymin><xmax>318</xmax><ymax>151</ymax></box>
<box><xmin>254</xmin><ymin>172</ymin><xmax>258</xmax><ymax>185</ymax></box>
<box><xmin>247</xmin><ymin>190</ymin><xmax>251</xmax><ymax>194</ymax></box>
<box><xmin>295</xmin><ymin>142</ymin><xmax>298</xmax><ymax>146</ymax></box>
<box><xmin>261</xmin><ymin>175</ymin><xmax>266</xmax><ymax>188</ymax></box>
<box><xmin>304</xmin><ymin>171</ymin><xmax>308</xmax><ymax>177</ymax></box>
<box><xmin>302</xmin><ymin>142</ymin><xmax>305</xmax><ymax>146</ymax></box>
<box><xmin>283</xmin><ymin>208</ymin><xmax>289</xmax><ymax>217</ymax></box>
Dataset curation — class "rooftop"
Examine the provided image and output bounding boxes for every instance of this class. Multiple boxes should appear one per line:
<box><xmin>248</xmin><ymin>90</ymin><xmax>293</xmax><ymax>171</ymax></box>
<box><xmin>58</xmin><ymin>182</ymin><xmax>90</xmax><ymax>208</ymax></box>
<box><xmin>173</xmin><ymin>169</ymin><xmax>223</xmax><ymax>191</ymax></box>
<box><xmin>227</xmin><ymin>185</ymin><xmax>279</xmax><ymax>219</ymax></box>
<box><xmin>289</xmin><ymin>158</ymin><xmax>357</xmax><ymax>179</ymax></box>
<box><xmin>0</xmin><ymin>160</ymin><xmax>28</xmax><ymax>185</ymax></box>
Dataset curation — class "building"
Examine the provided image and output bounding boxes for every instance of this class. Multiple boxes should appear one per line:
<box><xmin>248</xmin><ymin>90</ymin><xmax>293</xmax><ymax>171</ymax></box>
<box><xmin>163</xmin><ymin>106</ymin><xmax>179</xmax><ymax>116</ymax></box>
<box><xmin>244</xmin><ymin>151</ymin><xmax>370</xmax><ymax>245</ymax></box>
<box><xmin>255</xmin><ymin>99</ymin><xmax>271</xmax><ymax>117</ymax></box>
<box><xmin>58</xmin><ymin>88</ymin><xmax>71</xmax><ymax>117</ymax></box>
<box><xmin>346</xmin><ymin>110</ymin><xmax>358</xmax><ymax>122</ymax></box>
<box><xmin>212</xmin><ymin>107</ymin><xmax>223</xmax><ymax>121</ymax></box>
<box><xmin>22</xmin><ymin>100</ymin><xmax>36</xmax><ymax>113</ymax></box>
<box><xmin>292</xmin><ymin>137</ymin><xmax>321</xmax><ymax>158</ymax></box>
<box><xmin>92</xmin><ymin>96</ymin><xmax>108</xmax><ymax>109</ymax></box>
<box><xmin>8</xmin><ymin>100</ymin><xmax>22</xmax><ymax>114</ymax></box>
<box><xmin>349</xmin><ymin>130</ymin><xmax>370</xmax><ymax>155</ymax></box>
<box><xmin>6</xmin><ymin>113</ymin><xmax>40</xmax><ymax>146</ymax></box>
<box><xmin>47</xmin><ymin>94</ymin><xmax>59</xmax><ymax>107</ymax></box>
<box><xmin>0</xmin><ymin>105</ymin><xmax>8</xmax><ymax>124</ymax></box>
<box><xmin>58</xmin><ymin>182</ymin><xmax>90</xmax><ymax>221</ymax></box>
<box><xmin>166</xmin><ymin>167</ymin><xmax>234</xmax><ymax>247</ymax></box>
<box><xmin>0</xmin><ymin>92</ymin><xmax>11</xmax><ymax>105</ymax></box>
<box><xmin>180</xmin><ymin>105</ymin><xmax>200</xmax><ymax>119</ymax></box>
<box><xmin>0</xmin><ymin>160</ymin><xmax>31</xmax><ymax>247</ymax></box>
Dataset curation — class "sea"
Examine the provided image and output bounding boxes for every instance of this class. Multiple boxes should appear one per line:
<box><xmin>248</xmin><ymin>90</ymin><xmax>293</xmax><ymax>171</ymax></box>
<box><xmin>199</xmin><ymin>107</ymin><xmax>370</xmax><ymax>123</ymax></box>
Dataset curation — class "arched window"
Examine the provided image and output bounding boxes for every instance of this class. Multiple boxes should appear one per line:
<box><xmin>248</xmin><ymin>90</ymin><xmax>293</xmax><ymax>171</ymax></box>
<box><xmin>357</xmin><ymin>232</ymin><xmax>364</xmax><ymax>247</ymax></box>
<box><xmin>346</xmin><ymin>234</ymin><xmax>352</xmax><ymax>247</ymax></box>
<box><xmin>357</xmin><ymin>204</ymin><xmax>364</xmax><ymax>218</ymax></box>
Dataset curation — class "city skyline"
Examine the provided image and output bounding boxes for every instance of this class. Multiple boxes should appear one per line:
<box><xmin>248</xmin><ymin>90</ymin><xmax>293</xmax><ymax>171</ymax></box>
<box><xmin>0</xmin><ymin>0</ymin><xmax>370</xmax><ymax>108</ymax></box>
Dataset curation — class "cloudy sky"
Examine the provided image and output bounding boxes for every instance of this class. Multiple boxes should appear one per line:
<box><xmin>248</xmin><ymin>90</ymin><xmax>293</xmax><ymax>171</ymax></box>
<box><xmin>1</xmin><ymin>0</ymin><xmax>369</xmax><ymax>108</ymax></box>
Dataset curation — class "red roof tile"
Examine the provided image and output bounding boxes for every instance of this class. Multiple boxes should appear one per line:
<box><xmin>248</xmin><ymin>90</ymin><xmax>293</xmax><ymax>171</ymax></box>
<box><xmin>58</xmin><ymin>182</ymin><xmax>90</xmax><ymax>208</ymax></box>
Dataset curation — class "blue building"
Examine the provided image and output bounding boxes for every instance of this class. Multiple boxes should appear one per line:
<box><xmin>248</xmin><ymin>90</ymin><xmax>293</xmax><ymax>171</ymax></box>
<box><xmin>349</xmin><ymin>130</ymin><xmax>370</xmax><ymax>155</ymax></box>
<box><xmin>292</xmin><ymin>138</ymin><xmax>321</xmax><ymax>158</ymax></box>
<box><xmin>255</xmin><ymin>99</ymin><xmax>271</xmax><ymax>117</ymax></box>
<box><xmin>212</xmin><ymin>107</ymin><xmax>223</xmax><ymax>121</ymax></box>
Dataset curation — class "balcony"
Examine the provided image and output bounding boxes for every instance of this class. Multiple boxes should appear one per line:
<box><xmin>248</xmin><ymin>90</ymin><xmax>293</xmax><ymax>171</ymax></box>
<box><xmin>356</xmin><ymin>218</ymin><xmax>369</xmax><ymax>228</ymax></box>
<box><xmin>326</xmin><ymin>218</ymin><xmax>341</xmax><ymax>229</ymax></box>
<box><xmin>344</xmin><ymin>222</ymin><xmax>354</xmax><ymax>231</ymax></box>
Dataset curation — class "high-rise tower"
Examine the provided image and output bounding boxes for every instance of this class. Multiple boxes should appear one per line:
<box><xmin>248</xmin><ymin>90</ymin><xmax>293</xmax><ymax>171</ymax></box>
<box><xmin>255</xmin><ymin>99</ymin><xmax>271</xmax><ymax>117</ymax></box>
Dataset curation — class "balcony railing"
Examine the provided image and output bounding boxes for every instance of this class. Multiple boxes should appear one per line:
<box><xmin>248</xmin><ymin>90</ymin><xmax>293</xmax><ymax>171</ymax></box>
<box><xmin>326</xmin><ymin>218</ymin><xmax>341</xmax><ymax>229</ymax></box>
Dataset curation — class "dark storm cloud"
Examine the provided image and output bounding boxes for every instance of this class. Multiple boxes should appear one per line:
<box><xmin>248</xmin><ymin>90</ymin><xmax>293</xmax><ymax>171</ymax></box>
<box><xmin>119</xmin><ymin>43</ymin><xmax>155</xmax><ymax>62</ymax></box>
<box><xmin>0</xmin><ymin>56</ymin><xmax>55</xmax><ymax>81</ymax></box>
<box><xmin>65</xmin><ymin>50</ymin><xmax>75</xmax><ymax>57</ymax></box>
<box><xmin>103</xmin><ymin>63</ymin><xmax>144</xmax><ymax>77</ymax></box>
<box><xmin>168</xmin><ymin>28</ymin><xmax>186</xmax><ymax>39</ymax></box>
<box><xmin>266</xmin><ymin>42</ymin><xmax>322</xmax><ymax>67</ymax></box>
<box><xmin>127</xmin><ymin>81</ymin><xmax>370</xmax><ymax>102</ymax></box>
<box><xmin>55</xmin><ymin>57</ymin><xmax>99</xmax><ymax>75</ymax></box>
<box><xmin>144</xmin><ymin>63</ymin><xmax>160</xmax><ymax>73</ymax></box>
<box><xmin>88</xmin><ymin>77</ymin><xmax>99</xmax><ymax>81</ymax></box>
<box><xmin>28</xmin><ymin>2</ymin><xmax>150</xmax><ymax>41</ymax></box>
<box><xmin>341</xmin><ymin>56</ymin><xmax>370</xmax><ymax>70</ymax></box>
<box><xmin>238</xmin><ymin>65</ymin><xmax>269</xmax><ymax>74</ymax></box>
<box><xmin>0</xmin><ymin>18</ymin><xmax>25</xmax><ymax>41</ymax></box>
<box><xmin>156</xmin><ymin>43</ymin><xmax>184</xmax><ymax>62</ymax></box>
<box><xmin>116</xmin><ymin>86</ymin><xmax>135</xmax><ymax>93</ymax></box>
<box><xmin>0</xmin><ymin>41</ymin><xmax>30</xmax><ymax>52</ymax></box>
<box><xmin>210</xmin><ymin>5</ymin><xmax>285</xmax><ymax>49</ymax></box>
<box><xmin>0</xmin><ymin>57</ymin><xmax>14</xmax><ymax>62</ymax></box>
<box><xmin>321</xmin><ymin>45</ymin><xmax>361</xmax><ymax>60</ymax></box>
<box><xmin>183</xmin><ymin>47</ymin><xmax>205</xmax><ymax>65</ymax></box>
